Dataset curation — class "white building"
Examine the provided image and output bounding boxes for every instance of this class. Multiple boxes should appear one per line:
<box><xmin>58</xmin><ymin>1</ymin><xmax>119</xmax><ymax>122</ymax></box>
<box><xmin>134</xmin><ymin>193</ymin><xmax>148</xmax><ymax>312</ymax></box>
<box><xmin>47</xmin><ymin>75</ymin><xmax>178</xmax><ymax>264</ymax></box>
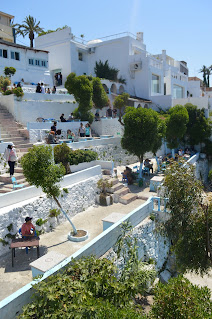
<box><xmin>0</xmin><ymin>11</ymin><xmax>15</xmax><ymax>43</ymax></box>
<box><xmin>0</xmin><ymin>39</ymin><xmax>52</xmax><ymax>85</ymax></box>
<box><xmin>35</xmin><ymin>27</ymin><xmax>189</xmax><ymax>109</ymax></box>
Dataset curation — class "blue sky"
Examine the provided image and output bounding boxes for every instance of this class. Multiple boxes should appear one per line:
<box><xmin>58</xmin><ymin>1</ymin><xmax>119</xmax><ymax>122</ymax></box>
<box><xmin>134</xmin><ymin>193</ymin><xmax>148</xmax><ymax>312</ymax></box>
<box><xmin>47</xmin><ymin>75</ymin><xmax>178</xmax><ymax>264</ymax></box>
<box><xmin>1</xmin><ymin>0</ymin><xmax>212</xmax><ymax>78</ymax></box>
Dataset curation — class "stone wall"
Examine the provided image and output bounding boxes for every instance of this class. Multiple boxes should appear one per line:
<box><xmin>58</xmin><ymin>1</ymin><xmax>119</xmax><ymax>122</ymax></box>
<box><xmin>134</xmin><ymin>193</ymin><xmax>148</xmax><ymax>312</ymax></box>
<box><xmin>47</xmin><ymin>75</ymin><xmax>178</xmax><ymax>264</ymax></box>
<box><xmin>0</xmin><ymin>176</ymin><xmax>100</xmax><ymax>257</ymax></box>
<box><xmin>107</xmin><ymin>218</ymin><xmax>170</xmax><ymax>272</ymax></box>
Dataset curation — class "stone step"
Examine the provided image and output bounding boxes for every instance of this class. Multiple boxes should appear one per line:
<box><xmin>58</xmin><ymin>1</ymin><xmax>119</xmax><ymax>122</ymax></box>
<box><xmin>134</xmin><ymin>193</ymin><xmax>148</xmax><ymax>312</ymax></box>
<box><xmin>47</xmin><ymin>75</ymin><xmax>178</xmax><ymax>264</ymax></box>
<box><xmin>2</xmin><ymin>137</ymin><xmax>27</xmax><ymax>142</ymax></box>
<box><xmin>106</xmin><ymin>178</ymin><xmax>119</xmax><ymax>186</ymax></box>
<box><xmin>14</xmin><ymin>142</ymin><xmax>33</xmax><ymax>148</ymax></box>
<box><xmin>107</xmin><ymin>182</ymin><xmax>124</xmax><ymax>193</ymax></box>
<box><xmin>0</xmin><ymin>180</ymin><xmax>29</xmax><ymax>190</ymax></box>
<box><xmin>0</xmin><ymin>172</ymin><xmax>25</xmax><ymax>182</ymax></box>
<box><xmin>113</xmin><ymin>187</ymin><xmax>130</xmax><ymax>203</ymax></box>
<box><xmin>119</xmin><ymin>193</ymin><xmax>138</xmax><ymax>205</ymax></box>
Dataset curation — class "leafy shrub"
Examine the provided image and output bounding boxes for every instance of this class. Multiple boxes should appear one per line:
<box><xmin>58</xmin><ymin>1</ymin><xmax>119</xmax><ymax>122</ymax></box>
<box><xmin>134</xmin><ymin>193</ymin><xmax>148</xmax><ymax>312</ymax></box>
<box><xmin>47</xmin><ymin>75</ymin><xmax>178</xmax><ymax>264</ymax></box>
<box><xmin>18</xmin><ymin>255</ymin><xmax>150</xmax><ymax>319</ymax></box>
<box><xmin>49</xmin><ymin>208</ymin><xmax>61</xmax><ymax>218</ymax></box>
<box><xmin>69</xmin><ymin>149</ymin><xmax>98</xmax><ymax>165</ymax></box>
<box><xmin>149</xmin><ymin>276</ymin><xmax>212</xmax><ymax>318</ymax></box>
<box><xmin>4</xmin><ymin>66</ymin><xmax>16</xmax><ymax>77</ymax></box>
<box><xmin>63</xmin><ymin>187</ymin><xmax>69</xmax><ymax>194</ymax></box>
<box><xmin>3</xmin><ymin>89</ymin><xmax>13</xmax><ymax>95</ymax></box>
<box><xmin>36</xmin><ymin>218</ymin><xmax>47</xmax><ymax>226</ymax></box>
<box><xmin>0</xmin><ymin>76</ymin><xmax>10</xmax><ymax>92</ymax></box>
<box><xmin>13</xmin><ymin>87</ymin><xmax>24</xmax><ymax>97</ymax></box>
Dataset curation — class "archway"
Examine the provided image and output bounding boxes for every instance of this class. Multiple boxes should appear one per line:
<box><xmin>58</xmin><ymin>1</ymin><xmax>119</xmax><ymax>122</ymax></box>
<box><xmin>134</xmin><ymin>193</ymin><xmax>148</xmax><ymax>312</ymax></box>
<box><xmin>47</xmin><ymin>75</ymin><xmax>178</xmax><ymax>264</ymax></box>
<box><xmin>144</xmin><ymin>104</ymin><xmax>149</xmax><ymax>109</ymax></box>
<box><xmin>102</xmin><ymin>84</ymin><xmax>109</xmax><ymax>94</ymax></box>
<box><xmin>137</xmin><ymin>104</ymin><xmax>141</xmax><ymax>108</ymax></box>
<box><xmin>111</xmin><ymin>83</ymin><xmax>117</xmax><ymax>94</ymax></box>
<box><xmin>119</xmin><ymin>85</ymin><xmax>124</xmax><ymax>94</ymax></box>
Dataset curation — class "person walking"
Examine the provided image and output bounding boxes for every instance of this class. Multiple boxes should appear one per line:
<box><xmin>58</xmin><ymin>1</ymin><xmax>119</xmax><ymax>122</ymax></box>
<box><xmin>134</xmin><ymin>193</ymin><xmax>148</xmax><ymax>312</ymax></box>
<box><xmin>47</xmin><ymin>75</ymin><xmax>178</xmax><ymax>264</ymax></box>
<box><xmin>85</xmin><ymin>123</ymin><xmax>91</xmax><ymax>137</ymax></box>
<box><xmin>4</xmin><ymin>144</ymin><xmax>18</xmax><ymax>177</ymax></box>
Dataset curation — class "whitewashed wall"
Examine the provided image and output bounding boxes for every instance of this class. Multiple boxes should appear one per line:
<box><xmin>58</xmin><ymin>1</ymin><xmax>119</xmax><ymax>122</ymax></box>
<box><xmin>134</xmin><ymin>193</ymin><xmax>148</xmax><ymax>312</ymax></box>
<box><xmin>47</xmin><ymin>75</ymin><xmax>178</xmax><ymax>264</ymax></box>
<box><xmin>91</xmin><ymin>118</ymin><xmax>123</xmax><ymax>137</ymax></box>
<box><xmin>172</xmin><ymin>96</ymin><xmax>209</xmax><ymax>109</ymax></box>
<box><xmin>0</xmin><ymin>175</ymin><xmax>100</xmax><ymax>257</ymax></box>
<box><xmin>0</xmin><ymin>95</ymin><xmax>78</xmax><ymax>126</ymax></box>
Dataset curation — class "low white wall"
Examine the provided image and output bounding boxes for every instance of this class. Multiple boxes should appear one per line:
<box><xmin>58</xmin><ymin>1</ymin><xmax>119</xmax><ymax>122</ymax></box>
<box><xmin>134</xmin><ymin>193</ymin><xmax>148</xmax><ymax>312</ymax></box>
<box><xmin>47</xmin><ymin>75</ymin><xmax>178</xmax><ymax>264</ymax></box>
<box><xmin>0</xmin><ymin>166</ymin><xmax>102</xmax><ymax>209</ymax></box>
<box><xmin>150</xmin><ymin>95</ymin><xmax>172</xmax><ymax>110</ymax></box>
<box><xmin>172</xmin><ymin>97</ymin><xmax>209</xmax><ymax>110</ymax></box>
<box><xmin>0</xmin><ymin>198</ymin><xmax>154</xmax><ymax>319</ymax></box>
<box><xmin>22</xmin><ymin>92</ymin><xmax>74</xmax><ymax>102</ymax></box>
<box><xmin>70</xmin><ymin>160</ymin><xmax>113</xmax><ymax>173</ymax></box>
<box><xmin>0</xmin><ymin>95</ymin><xmax>78</xmax><ymax>126</ymax></box>
<box><xmin>91</xmin><ymin>118</ymin><xmax>123</xmax><ymax>137</ymax></box>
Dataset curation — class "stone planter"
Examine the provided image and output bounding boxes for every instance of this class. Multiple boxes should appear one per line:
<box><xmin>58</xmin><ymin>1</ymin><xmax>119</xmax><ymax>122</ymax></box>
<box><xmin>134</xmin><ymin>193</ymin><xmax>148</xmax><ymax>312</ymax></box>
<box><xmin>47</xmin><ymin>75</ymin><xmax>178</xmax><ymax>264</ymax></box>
<box><xmin>48</xmin><ymin>217</ymin><xmax>57</xmax><ymax>229</ymax></box>
<box><xmin>96</xmin><ymin>193</ymin><xmax>114</xmax><ymax>206</ymax></box>
<box><xmin>68</xmin><ymin>229</ymin><xmax>88</xmax><ymax>242</ymax></box>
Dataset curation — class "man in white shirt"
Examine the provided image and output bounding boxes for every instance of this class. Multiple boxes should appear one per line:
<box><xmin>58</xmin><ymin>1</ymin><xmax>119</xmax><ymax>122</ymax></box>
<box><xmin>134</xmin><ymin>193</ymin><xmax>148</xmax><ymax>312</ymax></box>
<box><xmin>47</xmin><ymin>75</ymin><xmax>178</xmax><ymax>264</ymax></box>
<box><xmin>41</xmin><ymin>83</ymin><xmax>45</xmax><ymax>94</ymax></box>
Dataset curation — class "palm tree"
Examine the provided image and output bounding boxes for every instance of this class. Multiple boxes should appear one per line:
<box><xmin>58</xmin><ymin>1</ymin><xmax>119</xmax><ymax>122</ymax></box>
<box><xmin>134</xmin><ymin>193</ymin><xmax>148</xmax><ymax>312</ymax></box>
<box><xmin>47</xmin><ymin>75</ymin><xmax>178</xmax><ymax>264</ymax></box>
<box><xmin>14</xmin><ymin>15</ymin><xmax>43</xmax><ymax>48</ymax></box>
<box><xmin>206</xmin><ymin>68</ymin><xmax>211</xmax><ymax>87</ymax></box>
<box><xmin>199</xmin><ymin>65</ymin><xmax>208</xmax><ymax>87</ymax></box>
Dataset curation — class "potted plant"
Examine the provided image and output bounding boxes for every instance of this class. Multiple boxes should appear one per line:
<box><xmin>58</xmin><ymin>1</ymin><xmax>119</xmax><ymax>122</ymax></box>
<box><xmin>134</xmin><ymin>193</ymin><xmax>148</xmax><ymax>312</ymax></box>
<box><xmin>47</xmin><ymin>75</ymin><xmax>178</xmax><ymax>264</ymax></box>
<box><xmin>36</xmin><ymin>218</ymin><xmax>48</xmax><ymax>232</ymax></box>
<box><xmin>48</xmin><ymin>208</ymin><xmax>61</xmax><ymax>229</ymax></box>
<box><xmin>96</xmin><ymin>178</ymin><xmax>114</xmax><ymax>206</ymax></box>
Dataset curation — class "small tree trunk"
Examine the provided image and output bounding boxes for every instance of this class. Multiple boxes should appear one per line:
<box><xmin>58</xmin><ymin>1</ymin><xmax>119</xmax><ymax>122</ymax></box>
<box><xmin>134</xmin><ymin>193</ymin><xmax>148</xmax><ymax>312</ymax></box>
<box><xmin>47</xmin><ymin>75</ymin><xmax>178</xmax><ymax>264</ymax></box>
<box><xmin>53</xmin><ymin>195</ymin><xmax>77</xmax><ymax>235</ymax></box>
<box><xmin>139</xmin><ymin>156</ymin><xmax>143</xmax><ymax>179</ymax></box>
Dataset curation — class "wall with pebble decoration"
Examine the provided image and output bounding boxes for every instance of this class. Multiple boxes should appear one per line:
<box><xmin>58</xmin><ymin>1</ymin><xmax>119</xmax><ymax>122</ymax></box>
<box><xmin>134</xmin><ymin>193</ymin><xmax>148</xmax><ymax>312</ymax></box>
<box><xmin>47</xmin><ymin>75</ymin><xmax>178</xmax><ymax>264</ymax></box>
<box><xmin>0</xmin><ymin>175</ymin><xmax>100</xmax><ymax>257</ymax></box>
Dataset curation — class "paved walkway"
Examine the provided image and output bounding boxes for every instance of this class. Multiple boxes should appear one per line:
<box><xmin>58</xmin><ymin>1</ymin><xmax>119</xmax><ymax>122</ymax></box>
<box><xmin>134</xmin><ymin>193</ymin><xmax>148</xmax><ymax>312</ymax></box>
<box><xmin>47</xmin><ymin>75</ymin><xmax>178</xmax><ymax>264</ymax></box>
<box><xmin>0</xmin><ymin>197</ymin><xmax>147</xmax><ymax>301</ymax></box>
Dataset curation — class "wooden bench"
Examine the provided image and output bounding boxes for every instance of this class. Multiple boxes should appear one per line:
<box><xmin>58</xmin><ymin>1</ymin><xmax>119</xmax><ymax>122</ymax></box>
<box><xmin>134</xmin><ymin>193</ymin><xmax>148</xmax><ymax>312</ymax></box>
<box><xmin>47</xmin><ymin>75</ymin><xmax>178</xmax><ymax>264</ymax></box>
<box><xmin>10</xmin><ymin>237</ymin><xmax>40</xmax><ymax>267</ymax></box>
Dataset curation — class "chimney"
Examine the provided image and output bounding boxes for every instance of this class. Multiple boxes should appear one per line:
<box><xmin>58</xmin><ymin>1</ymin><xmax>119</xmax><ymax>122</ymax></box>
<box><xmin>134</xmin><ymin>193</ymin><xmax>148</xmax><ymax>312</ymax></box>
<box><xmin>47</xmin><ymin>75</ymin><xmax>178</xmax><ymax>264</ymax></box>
<box><xmin>136</xmin><ymin>32</ymin><xmax>143</xmax><ymax>43</ymax></box>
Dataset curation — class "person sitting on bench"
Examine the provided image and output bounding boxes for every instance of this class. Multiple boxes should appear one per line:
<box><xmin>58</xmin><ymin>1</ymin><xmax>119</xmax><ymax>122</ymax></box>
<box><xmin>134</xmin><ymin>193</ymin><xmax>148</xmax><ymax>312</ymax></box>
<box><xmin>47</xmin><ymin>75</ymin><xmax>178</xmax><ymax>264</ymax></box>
<box><xmin>21</xmin><ymin>217</ymin><xmax>36</xmax><ymax>237</ymax></box>
<box><xmin>144</xmin><ymin>159</ymin><xmax>153</xmax><ymax>173</ymax></box>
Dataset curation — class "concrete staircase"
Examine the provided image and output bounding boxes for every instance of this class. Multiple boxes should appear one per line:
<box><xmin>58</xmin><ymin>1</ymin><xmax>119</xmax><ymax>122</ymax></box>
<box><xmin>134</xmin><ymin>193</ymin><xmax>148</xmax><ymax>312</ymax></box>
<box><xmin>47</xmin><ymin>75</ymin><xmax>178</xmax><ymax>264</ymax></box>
<box><xmin>106</xmin><ymin>177</ymin><xmax>138</xmax><ymax>205</ymax></box>
<box><xmin>0</xmin><ymin>103</ymin><xmax>32</xmax><ymax>193</ymax></box>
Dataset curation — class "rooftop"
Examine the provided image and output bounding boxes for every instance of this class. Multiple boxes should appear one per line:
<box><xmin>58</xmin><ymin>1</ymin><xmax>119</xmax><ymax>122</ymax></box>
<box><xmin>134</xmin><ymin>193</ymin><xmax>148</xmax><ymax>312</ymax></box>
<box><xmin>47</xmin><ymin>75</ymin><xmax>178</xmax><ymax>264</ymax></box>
<box><xmin>0</xmin><ymin>39</ymin><xmax>49</xmax><ymax>53</ymax></box>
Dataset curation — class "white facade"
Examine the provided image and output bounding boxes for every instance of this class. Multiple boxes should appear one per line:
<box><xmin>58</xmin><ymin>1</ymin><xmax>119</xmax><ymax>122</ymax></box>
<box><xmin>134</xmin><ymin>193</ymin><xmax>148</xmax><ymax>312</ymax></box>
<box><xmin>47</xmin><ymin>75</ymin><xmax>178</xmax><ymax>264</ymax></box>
<box><xmin>35</xmin><ymin>28</ymin><xmax>189</xmax><ymax>108</ymax></box>
<box><xmin>0</xmin><ymin>40</ymin><xmax>53</xmax><ymax>86</ymax></box>
<box><xmin>0</xmin><ymin>11</ymin><xmax>14</xmax><ymax>43</ymax></box>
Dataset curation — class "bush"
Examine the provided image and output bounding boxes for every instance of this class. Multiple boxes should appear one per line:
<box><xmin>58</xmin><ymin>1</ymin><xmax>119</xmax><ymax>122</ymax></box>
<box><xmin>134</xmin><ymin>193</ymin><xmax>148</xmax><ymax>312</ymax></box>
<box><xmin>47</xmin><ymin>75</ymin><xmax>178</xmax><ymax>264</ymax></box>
<box><xmin>3</xmin><ymin>89</ymin><xmax>13</xmax><ymax>95</ymax></box>
<box><xmin>18</xmin><ymin>255</ymin><xmax>149</xmax><ymax>319</ymax></box>
<box><xmin>13</xmin><ymin>87</ymin><xmax>24</xmax><ymax>98</ymax></box>
<box><xmin>208</xmin><ymin>169</ymin><xmax>212</xmax><ymax>182</ymax></box>
<box><xmin>36</xmin><ymin>218</ymin><xmax>47</xmax><ymax>226</ymax></box>
<box><xmin>0</xmin><ymin>76</ymin><xmax>10</xmax><ymax>92</ymax></box>
<box><xmin>49</xmin><ymin>208</ymin><xmax>61</xmax><ymax>218</ymax></box>
<box><xmin>69</xmin><ymin>149</ymin><xmax>98</xmax><ymax>165</ymax></box>
<box><xmin>149</xmin><ymin>276</ymin><xmax>212</xmax><ymax>318</ymax></box>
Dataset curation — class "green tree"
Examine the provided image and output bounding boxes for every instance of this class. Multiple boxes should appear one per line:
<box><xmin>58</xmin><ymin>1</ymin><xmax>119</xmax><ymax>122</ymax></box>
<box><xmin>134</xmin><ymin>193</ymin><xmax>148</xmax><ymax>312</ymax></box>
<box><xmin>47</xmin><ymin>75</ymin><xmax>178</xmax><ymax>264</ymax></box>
<box><xmin>162</xmin><ymin>160</ymin><xmax>212</xmax><ymax>273</ymax></box>
<box><xmin>0</xmin><ymin>76</ymin><xmax>10</xmax><ymax>92</ymax></box>
<box><xmin>149</xmin><ymin>276</ymin><xmax>212</xmax><ymax>319</ymax></box>
<box><xmin>184</xmin><ymin>103</ymin><xmax>211</xmax><ymax>148</ymax></box>
<box><xmin>38</xmin><ymin>25</ymin><xmax>69</xmax><ymax>37</ymax></box>
<box><xmin>92</xmin><ymin>77</ymin><xmax>109</xmax><ymax>109</ymax></box>
<box><xmin>166</xmin><ymin>105</ymin><xmax>189</xmax><ymax>156</ymax></box>
<box><xmin>18</xmin><ymin>224</ymin><xmax>155</xmax><ymax>318</ymax></box>
<box><xmin>113</xmin><ymin>92</ymin><xmax>130</xmax><ymax>125</ymax></box>
<box><xmin>14</xmin><ymin>15</ymin><xmax>44</xmax><ymax>48</ymax></box>
<box><xmin>54</xmin><ymin>143</ymin><xmax>71</xmax><ymax>174</ymax></box>
<box><xmin>94</xmin><ymin>60</ymin><xmax>119</xmax><ymax>81</ymax></box>
<box><xmin>65</xmin><ymin>72</ymin><xmax>94</xmax><ymax>122</ymax></box>
<box><xmin>21</xmin><ymin>145</ymin><xmax>77</xmax><ymax>234</ymax></box>
<box><xmin>4</xmin><ymin>67</ymin><xmax>16</xmax><ymax>78</ymax></box>
<box><xmin>121</xmin><ymin>107</ymin><xmax>163</xmax><ymax>176</ymax></box>
<box><xmin>206</xmin><ymin>67</ymin><xmax>211</xmax><ymax>87</ymax></box>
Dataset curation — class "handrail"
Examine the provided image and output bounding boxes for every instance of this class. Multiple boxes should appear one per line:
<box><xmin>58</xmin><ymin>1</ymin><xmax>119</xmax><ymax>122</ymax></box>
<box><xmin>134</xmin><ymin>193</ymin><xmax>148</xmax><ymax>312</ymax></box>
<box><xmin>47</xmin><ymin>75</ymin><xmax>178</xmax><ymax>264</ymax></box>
<box><xmin>151</xmin><ymin>196</ymin><xmax>169</xmax><ymax>212</ymax></box>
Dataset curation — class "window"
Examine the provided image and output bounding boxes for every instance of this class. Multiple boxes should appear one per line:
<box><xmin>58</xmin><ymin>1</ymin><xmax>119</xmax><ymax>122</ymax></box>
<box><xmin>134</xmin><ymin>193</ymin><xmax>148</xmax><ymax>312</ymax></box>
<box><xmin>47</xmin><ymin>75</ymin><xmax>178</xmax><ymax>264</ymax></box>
<box><xmin>29</xmin><ymin>58</ymin><xmax>34</xmax><ymax>65</ymax></box>
<box><xmin>41</xmin><ymin>60</ymin><xmax>47</xmax><ymax>67</ymax></box>
<box><xmin>15</xmin><ymin>52</ymin><xmax>20</xmax><ymax>60</ymax></box>
<box><xmin>0</xmin><ymin>49</ymin><xmax>2</xmax><ymax>57</ymax></box>
<box><xmin>152</xmin><ymin>74</ymin><xmax>160</xmax><ymax>94</ymax></box>
<box><xmin>11</xmin><ymin>51</ymin><xmax>14</xmax><ymax>59</ymax></box>
<box><xmin>3</xmin><ymin>49</ymin><xmax>7</xmax><ymax>58</ymax></box>
<box><xmin>78</xmin><ymin>52</ymin><xmax>83</xmax><ymax>61</ymax></box>
<box><xmin>173</xmin><ymin>85</ymin><xmax>184</xmax><ymax>99</ymax></box>
<box><xmin>35</xmin><ymin>59</ymin><xmax>40</xmax><ymax>66</ymax></box>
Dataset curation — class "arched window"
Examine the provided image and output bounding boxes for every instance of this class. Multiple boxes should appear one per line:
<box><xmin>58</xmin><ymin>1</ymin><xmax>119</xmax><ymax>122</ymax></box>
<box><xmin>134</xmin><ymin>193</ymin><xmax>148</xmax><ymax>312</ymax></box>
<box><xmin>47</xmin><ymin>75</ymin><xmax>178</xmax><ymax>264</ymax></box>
<box><xmin>102</xmin><ymin>84</ymin><xmax>109</xmax><ymax>94</ymax></box>
<box><xmin>137</xmin><ymin>104</ymin><xmax>141</xmax><ymax>108</ymax></box>
<box><xmin>144</xmin><ymin>104</ymin><xmax>149</xmax><ymax>109</ymax></box>
<box><xmin>111</xmin><ymin>83</ymin><xmax>117</xmax><ymax>94</ymax></box>
<box><xmin>119</xmin><ymin>85</ymin><xmax>124</xmax><ymax>94</ymax></box>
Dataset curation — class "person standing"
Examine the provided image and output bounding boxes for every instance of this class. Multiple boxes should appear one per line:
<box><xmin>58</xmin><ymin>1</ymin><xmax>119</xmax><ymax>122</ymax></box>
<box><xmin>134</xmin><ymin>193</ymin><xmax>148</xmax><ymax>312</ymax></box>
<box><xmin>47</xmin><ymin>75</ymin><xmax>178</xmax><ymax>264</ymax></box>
<box><xmin>3</xmin><ymin>144</ymin><xmax>18</xmax><ymax>177</ymax></box>
<box><xmin>85</xmin><ymin>123</ymin><xmax>91</xmax><ymax>137</ymax></box>
<box><xmin>78</xmin><ymin>123</ymin><xmax>85</xmax><ymax>137</ymax></box>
